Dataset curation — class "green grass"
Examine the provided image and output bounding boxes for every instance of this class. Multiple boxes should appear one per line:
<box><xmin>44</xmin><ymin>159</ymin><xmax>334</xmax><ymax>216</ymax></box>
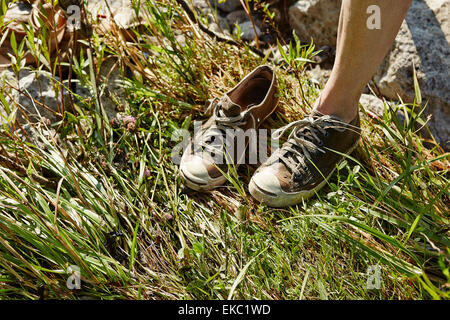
<box><xmin>0</xmin><ymin>0</ymin><xmax>448</xmax><ymax>300</ymax></box>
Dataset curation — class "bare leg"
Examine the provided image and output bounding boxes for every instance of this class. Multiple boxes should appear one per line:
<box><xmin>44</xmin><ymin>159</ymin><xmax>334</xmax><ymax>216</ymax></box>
<box><xmin>314</xmin><ymin>0</ymin><xmax>412</xmax><ymax>122</ymax></box>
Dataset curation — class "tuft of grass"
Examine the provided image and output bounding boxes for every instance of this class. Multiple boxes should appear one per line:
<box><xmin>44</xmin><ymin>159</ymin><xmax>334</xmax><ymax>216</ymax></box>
<box><xmin>0</xmin><ymin>0</ymin><xmax>448</xmax><ymax>300</ymax></box>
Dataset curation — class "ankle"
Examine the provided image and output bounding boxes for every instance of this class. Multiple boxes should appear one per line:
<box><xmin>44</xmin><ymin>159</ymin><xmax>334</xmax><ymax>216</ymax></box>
<box><xmin>313</xmin><ymin>94</ymin><xmax>359</xmax><ymax>123</ymax></box>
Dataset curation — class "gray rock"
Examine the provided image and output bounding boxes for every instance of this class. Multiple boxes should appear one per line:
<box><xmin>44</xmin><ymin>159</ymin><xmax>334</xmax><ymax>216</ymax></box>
<box><xmin>87</xmin><ymin>0</ymin><xmax>130</xmax><ymax>14</ymax></box>
<box><xmin>65</xmin><ymin>60</ymin><xmax>124</xmax><ymax>122</ymax></box>
<box><xmin>0</xmin><ymin>59</ymin><xmax>128</xmax><ymax>126</ymax></box>
<box><xmin>235</xmin><ymin>21</ymin><xmax>261</xmax><ymax>41</ymax></box>
<box><xmin>0</xmin><ymin>68</ymin><xmax>67</xmax><ymax>123</ymax></box>
<box><xmin>97</xmin><ymin>58</ymin><xmax>128</xmax><ymax>120</ymax></box>
<box><xmin>209</xmin><ymin>22</ymin><xmax>224</xmax><ymax>35</ymax></box>
<box><xmin>359</xmin><ymin>94</ymin><xmax>389</xmax><ymax>118</ymax></box>
<box><xmin>0</xmin><ymin>66</ymin><xmax>119</xmax><ymax>125</ymax></box>
<box><xmin>192</xmin><ymin>1</ymin><xmax>231</xmax><ymax>35</ymax></box>
<box><xmin>358</xmin><ymin>93</ymin><xmax>436</xmax><ymax>144</ymax></box>
<box><xmin>212</xmin><ymin>0</ymin><xmax>242</xmax><ymax>13</ymax></box>
<box><xmin>4</xmin><ymin>1</ymin><xmax>32</xmax><ymax>26</ymax></box>
<box><xmin>87</xmin><ymin>0</ymin><xmax>147</xmax><ymax>30</ymax></box>
<box><xmin>374</xmin><ymin>0</ymin><xmax>450</xmax><ymax>149</ymax></box>
<box><xmin>193</xmin><ymin>0</ymin><xmax>210</xmax><ymax>11</ymax></box>
<box><xmin>207</xmin><ymin>13</ymin><xmax>231</xmax><ymax>34</ymax></box>
<box><xmin>226</xmin><ymin>10</ymin><xmax>249</xmax><ymax>26</ymax></box>
<box><xmin>288</xmin><ymin>0</ymin><xmax>341</xmax><ymax>48</ymax></box>
<box><xmin>113</xmin><ymin>6</ymin><xmax>141</xmax><ymax>28</ymax></box>
<box><xmin>306</xmin><ymin>65</ymin><xmax>331</xmax><ymax>87</ymax></box>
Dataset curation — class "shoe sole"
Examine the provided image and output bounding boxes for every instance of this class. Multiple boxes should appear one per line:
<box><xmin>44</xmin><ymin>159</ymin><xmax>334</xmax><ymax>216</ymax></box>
<box><xmin>180</xmin><ymin>168</ymin><xmax>227</xmax><ymax>191</ymax></box>
<box><xmin>249</xmin><ymin>141</ymin><xmax>360</xmax><ymax>207</ymax></box>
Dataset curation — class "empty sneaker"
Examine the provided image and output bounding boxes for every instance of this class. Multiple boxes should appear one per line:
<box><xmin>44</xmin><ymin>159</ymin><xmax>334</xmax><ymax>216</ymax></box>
<box><xmin>249</xmin><ymin>111</ymin><xmax>361</xmax><ymax>207</ymax></box>
<box><xmin>180</xmin><ymin>65</ymin><xmax>279</xmax><ymax>191</ymax></box>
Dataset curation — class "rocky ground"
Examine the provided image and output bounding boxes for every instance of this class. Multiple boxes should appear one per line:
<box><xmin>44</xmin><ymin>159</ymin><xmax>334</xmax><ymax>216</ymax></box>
<box><xmin>1</xmin><ymin>0</ymin><xmax>448</xmax><ymax>149</ymax></box>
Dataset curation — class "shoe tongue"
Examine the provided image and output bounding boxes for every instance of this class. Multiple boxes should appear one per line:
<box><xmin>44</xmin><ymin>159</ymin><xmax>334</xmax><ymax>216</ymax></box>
<box><xmin>218</xmin><ymin>95</ymin><xmax>241</xmax><ymax>117</ymax></box>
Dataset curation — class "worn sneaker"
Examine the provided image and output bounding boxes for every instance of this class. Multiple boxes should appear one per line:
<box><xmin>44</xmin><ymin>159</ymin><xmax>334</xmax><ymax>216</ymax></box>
<box><xmin>180</xmin><ymin>65</ymin><xmax>279</xmax><ymax>191</ymax></box>
<box><xmin>249</xmin><ymin>112</ymin><xmax>361</xmax><ymax>207</ymax></box>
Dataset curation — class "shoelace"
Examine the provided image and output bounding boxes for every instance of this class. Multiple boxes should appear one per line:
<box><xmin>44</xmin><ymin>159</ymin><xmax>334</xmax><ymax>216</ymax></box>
<box><xmin>198</xmin><ymin>98</ymin><xmax>256</xmax><ymax>159</ymax></box>
<box><xmin>271</xmin><ymin>115</ymin><xmax>346</xmax><ymax>173</ymax></box>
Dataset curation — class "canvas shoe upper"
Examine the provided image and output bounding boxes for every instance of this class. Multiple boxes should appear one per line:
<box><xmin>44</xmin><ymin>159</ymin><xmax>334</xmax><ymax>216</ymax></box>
<box><xmin>249</xmin><ymin>111</ymin><xmax>361</xmax><ymax>207</ymax></box>
<box><xmin>180</xmin><ymin>65</ymin><xmax>279</xmax><ymax>191</ymax></box>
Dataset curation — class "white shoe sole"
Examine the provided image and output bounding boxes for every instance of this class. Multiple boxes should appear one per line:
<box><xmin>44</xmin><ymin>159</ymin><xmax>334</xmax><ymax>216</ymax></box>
<box><xmin>180</xmin><ymin>168</ymin><xmax>227</xmax><ymax>191</ymax></box>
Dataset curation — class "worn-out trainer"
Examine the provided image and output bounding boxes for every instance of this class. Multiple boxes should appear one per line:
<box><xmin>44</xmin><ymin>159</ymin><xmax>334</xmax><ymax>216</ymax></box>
<box><xmin>180</xmin><ymin>65</ymin><xmax>279</xmax><ymax>191</ymax></box>
<box><xmin>249</xmin><ymin>111</ymin><xmax>361</xmax><ymax>207</ymax></box>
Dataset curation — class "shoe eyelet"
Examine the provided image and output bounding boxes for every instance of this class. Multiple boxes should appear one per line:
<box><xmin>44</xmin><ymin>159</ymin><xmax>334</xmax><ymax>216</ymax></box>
<box><xmin>205</xmin><ymin>136</ymin><xmax>215</xmax><ymax>144</ymax></box>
